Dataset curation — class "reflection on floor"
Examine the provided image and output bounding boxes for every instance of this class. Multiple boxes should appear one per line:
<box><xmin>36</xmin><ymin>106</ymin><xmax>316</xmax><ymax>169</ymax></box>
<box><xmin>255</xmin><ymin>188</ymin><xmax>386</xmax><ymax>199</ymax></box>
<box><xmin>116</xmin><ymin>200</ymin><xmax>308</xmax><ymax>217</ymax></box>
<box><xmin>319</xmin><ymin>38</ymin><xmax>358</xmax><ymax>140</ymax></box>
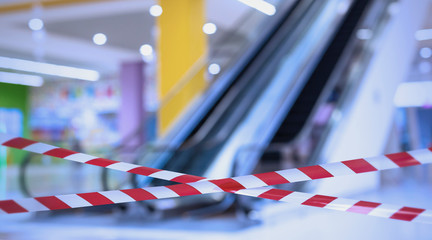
<box><xmin>1</xmin><ymin>165</ymin><xmax>432</xmax><ymax>240</ymax></box>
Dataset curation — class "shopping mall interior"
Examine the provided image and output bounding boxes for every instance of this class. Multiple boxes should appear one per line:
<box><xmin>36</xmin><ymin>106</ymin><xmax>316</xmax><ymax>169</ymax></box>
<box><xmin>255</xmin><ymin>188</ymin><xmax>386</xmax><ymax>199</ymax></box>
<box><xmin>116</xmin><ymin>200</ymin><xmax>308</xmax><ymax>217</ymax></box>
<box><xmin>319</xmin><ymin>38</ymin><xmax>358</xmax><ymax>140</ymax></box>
<box><xmin>1</xmin><ymin>0</ymin><xmax>432</xmax><ymax>239</ymax></box>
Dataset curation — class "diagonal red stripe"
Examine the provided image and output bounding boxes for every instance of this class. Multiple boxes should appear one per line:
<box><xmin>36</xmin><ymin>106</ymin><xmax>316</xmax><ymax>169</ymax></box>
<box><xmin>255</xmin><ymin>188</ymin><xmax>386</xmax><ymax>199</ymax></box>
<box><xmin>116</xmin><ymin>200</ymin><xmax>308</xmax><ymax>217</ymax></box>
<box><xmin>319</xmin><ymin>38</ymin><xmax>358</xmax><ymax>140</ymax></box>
<box><xmin>385</xmin><ymin>152</ymin><xmax>421</xmax><ymax>168</ymax></box>
<box><xmin>35</xmin><ymin>196</ymin><xmax>71</xmax><ymax>210</ymax></box>
<box><xmin>166</xmin><ymin>184</ymin><xmax>202</xmax><ymax>196</ymax></box>
<box><xmin>44</xmin><ymin>148</ymin><xmax>77</xmax><ymax>158</ymax></box>
<box><xmin>120</xmin><ymin>188</ymin><xmax>157</xmax><ymax>201</ymax></box>
<box><xmin>390</xmin><ymin>207</ymin><xmax>425</xmax><ymax>221</ymax></box>
<box><xmin>298</xmin><ymin>165</ymin><xmax>333</xmax><ymax>180</ymax></box>
<box><xmin>0</xmin><ymin>200</ymin><xmax>28</xmax><ymax>213</ymax></box>
<box><xmin>342</xmin><ymin>159</ymin><xmax>377</xmax><ymax>173</ymax></box>
<box><xmin>170</xmin><ymin>174</ymin><xmax>205</xmax><ymax>183</ymax></box>
<box><xmin>302</xmin><ymin>195</ymin><xmax>337</xmax><ymax>208</ymax></box>
<box><xmin>258</xmin><ymin>188</ymin><xmax>293</xmax><ymax>201</ymax></box>
<box><xmin>254</xmin><ymin>172</ymin><xmax>290</xmax><ymax>186</ymax></box>
<box><xmin>2</xmin><ymin>137</ymin><xmax>37</xmax><ymax>149</ymax></box>
<box><xmin>128</xmin><ymin>166</ymin><xmax>161</xmax><ymax>176</ymax></box>
<box><xmin>347</xmin><ymin>201</ymin><xmax>381</xmax><ymax>214</ymax></box>
<box><xmin>77</xmin><ymin>192</ymin><xmax>114</xmax><ymax>206</ymax></box>
<box><xmin>210</xmin><ymin>178</ymin><xmax>245</xmax><ymax>193</ymax></box>
<box><xmin>86</xmin><ymin>158</ymin><xmax>119</xmax><ymax>167</ymax></box>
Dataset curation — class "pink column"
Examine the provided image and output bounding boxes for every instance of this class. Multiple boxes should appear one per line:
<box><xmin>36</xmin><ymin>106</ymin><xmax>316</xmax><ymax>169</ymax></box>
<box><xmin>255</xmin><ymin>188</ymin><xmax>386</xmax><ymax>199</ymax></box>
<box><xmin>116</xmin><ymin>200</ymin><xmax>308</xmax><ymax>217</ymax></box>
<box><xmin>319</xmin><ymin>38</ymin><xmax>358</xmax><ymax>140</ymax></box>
<box><xmin>119</xmin><ymin>61</ymin><xmax>145</xmax><ymax>148</ymax></box>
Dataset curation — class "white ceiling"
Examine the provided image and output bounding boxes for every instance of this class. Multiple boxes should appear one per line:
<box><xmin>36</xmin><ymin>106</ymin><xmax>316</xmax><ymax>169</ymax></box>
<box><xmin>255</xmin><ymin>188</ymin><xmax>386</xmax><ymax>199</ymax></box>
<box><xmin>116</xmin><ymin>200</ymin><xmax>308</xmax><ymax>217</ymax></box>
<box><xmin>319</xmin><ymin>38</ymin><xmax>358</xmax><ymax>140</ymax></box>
<box><xmin>0</xmin><ymin>0</ymin><xmax>251</xmax><ymax>77</ymax></box>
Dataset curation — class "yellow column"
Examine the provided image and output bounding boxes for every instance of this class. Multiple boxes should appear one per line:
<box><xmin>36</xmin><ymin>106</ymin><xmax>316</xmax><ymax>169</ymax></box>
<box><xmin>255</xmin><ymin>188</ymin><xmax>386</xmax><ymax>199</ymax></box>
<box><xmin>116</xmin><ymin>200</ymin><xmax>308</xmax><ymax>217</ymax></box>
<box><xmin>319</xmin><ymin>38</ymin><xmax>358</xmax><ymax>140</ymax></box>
<box><xmin>157</xmin><ymin>0</ymin><xmax>207</xmax><ymax>135</ymax></box>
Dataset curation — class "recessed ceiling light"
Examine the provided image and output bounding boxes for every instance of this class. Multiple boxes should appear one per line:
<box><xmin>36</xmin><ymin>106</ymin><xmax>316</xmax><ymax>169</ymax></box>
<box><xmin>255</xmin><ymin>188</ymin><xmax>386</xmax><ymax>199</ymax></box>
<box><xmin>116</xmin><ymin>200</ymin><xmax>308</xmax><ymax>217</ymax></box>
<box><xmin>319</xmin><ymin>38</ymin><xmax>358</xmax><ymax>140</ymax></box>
<box><xmin>93</xmin><ymin>33</ymin><xmax>107</xmax><ymax>46</ymax></box>
<box><xmin>203</xmin><ymin>23</ymin><xmax>217</xmax><ymax>35</ymax></box>
<box><xmin>28</xmin><ymin>18</ymin><xmax>44</xmax><ymax>31</ymax></box>
<box><xmin>149</xmin><ymin>5</ymin><xmax>163</xmax><ymax>17</ymax></box>
<box><xmin>420</xmin><ymin>47</ymin><xmax>432</xmax><ymax>59</ymax></box>
<box><xmin>140</xmin><ymin>44</ymin><xmax>153</xmax><ymax>56</ymax></box>
<box><xmin>208</xmin><ymin>63</ymin><xmax>221</xmax><ymax>75</ymax></box>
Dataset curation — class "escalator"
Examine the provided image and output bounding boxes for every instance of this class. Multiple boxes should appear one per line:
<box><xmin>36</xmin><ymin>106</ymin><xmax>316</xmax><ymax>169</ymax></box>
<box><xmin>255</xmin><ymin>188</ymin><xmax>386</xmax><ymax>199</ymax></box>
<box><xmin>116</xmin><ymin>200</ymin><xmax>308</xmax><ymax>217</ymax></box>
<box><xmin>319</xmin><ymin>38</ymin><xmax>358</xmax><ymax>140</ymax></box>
<box><xmin>262</xmin><ymin>0</ymin><xmax>371</xmax><ymax>162</ymax></box>
<box><xmin>146</xmin><ymin>0</ymin><xmax>319</xmax><ymax>185</ymax></box>
<box><xmin>132</xmin><ymin>0</ymin><xmax>390</xmax><ymax>215</ymax></box>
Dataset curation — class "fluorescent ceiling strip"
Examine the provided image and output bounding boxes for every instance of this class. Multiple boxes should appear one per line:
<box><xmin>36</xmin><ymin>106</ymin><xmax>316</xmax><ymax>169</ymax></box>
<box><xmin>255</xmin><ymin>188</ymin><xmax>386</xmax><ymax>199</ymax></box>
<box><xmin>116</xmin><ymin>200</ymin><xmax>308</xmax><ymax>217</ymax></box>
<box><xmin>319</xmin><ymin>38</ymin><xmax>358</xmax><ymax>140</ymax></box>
<box><xmin>415</xmin><ymin>29</ymin><xmax>432</xmax><ymax>41</ymax></box>
<box><xmin>238</xmin><ymin>0</ymin><xmax>276</xmax><ymax>16</ymax></box>
<box><xmin>0</xmin><ymin>56</ymin><xmax>99</xmax><ymax>81</ymax></box>
<box><xmin>0</xmin><ymin>71</ymin><xmax>44</xmax><ymax>87</ymax></box>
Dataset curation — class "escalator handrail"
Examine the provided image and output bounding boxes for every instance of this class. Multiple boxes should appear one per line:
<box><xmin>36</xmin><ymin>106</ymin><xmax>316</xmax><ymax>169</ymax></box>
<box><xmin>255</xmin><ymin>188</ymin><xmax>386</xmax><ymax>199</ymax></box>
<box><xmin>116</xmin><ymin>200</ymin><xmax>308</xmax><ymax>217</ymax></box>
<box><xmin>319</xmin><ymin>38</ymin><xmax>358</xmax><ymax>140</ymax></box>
<box><xmin>233</xmin><ymin>0</ymin><xmax>397</xmax><ymax>173</ymax></box>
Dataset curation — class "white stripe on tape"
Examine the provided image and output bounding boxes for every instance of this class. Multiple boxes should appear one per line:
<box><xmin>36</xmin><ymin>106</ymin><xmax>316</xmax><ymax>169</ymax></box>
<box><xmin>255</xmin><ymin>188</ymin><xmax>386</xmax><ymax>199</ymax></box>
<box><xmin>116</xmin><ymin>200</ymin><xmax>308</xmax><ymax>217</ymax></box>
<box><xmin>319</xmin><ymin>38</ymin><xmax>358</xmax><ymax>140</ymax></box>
<box><xmin>23</xmin><ymin>143</ymin><xmax>56</xmax><ymax>154</ymax></box>
<box><xmin>99</xmin><ymin>190</ymin><xmax>135</xmax><ymax>204</ymax></box>
<box><xmin>408</xmin><ymin>149</ymin><xmax>432</xmax><ymax>165</ymax></box>
<box><xmin>236</xmin><ymin>187</ymin><xmax>272</xmax><ymax>197</ymax></box>
<box><xmin>324</xmin><ymin>162</ymin><xmax>355</xmax><ymax>176</ymax></box>
<box><xmin>232</xmin><ymin>175</ymin><xmax>265</xmax><ymax>189</ymax></box>
<box><xmin>276</xmin><ymin>168</ymin><xmax>311</xmax><ymax>182</ymax></box>
<box><xmin>144</xmin><ymin>186</ymin><xmax>178</xmax><ymax>199</ymax></box>
<box><xmin>107</xmin><ymin>162</ymin><xmax>137</xmax><ymax>172</ymax></box>
<box><xmin>366</xmin><ymin>156</ymin><xmax>399</xmax><ymax>171</ymax></box>
<box><xmin>187</xmin><ymin>181</ymin><xmax>222</xmax><ymax>194</ymax></box>
<box><xmin>56</xmin><ymin>194</ymin><xmax>92</xmax><ymax>208</ymax></box>
<box><xmin>368</xmin><ymin>203</ymin><xmax>402</xmax><ymax>218</ymax></box>
<box><xmin>14</xmin><ymin>198</ymin><xmax>50</xmax><ymax>212</ymax></box>
<box><xmin>323</xmin><ymin>198</ymin><xmax>358</xmax><ymax>212</ymax></box>
<box><xmin>149</xmin><ymin>171</ymin><xmax>184</xmax><ymax>181</ymax></box>
<box><xmin>64</xmin><ymin>153</ymin><xmax>97</xmax><ymax>163</ymax></box>
<box><xmin>413</xmin><ymin>209</ymin><xmax>432</xmax><ymax>224</ymax></box>
<box><xmin>280</xmin><ymin>191</ymin><xmax>311</xmax><ymax>205</ymax></box>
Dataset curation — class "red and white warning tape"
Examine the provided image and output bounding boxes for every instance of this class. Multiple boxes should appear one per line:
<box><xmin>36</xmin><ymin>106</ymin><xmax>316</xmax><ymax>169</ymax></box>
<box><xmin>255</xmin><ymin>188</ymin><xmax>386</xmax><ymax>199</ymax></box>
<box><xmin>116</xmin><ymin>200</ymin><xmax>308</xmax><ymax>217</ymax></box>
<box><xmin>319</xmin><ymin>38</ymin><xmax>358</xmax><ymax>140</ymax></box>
<box><xmin>1</xmin><ymin>182</ymin><xmax>431</xmax><ymax>223</ymax></box>
<box><xmin>2</xmin><ymin>134</ymin><xmax>431</xmax><ymax>188</ymax></box>
<box><xmin>0</xmin><ymin>133</ymin><xmax>431</xmax><ymax>223</ymax></box>
<box><xmin>238</xmin><ymin>188</ymin><xmax>432</xmax><ymax>223</ymax></box>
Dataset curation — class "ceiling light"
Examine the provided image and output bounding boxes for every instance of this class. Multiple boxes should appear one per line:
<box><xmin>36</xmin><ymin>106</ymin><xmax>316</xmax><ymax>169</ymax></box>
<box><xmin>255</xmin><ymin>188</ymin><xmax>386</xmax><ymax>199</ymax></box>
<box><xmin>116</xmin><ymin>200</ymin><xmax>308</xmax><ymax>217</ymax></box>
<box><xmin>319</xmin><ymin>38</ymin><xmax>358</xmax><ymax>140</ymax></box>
<box><xmin>203</xmin><ymin>23</ymin><xmax>217</xmax><ymax>35</ymax></box>
<box><xmin>93</xmin><ymin>33</ymin><xmax>107</xmax><ymax>46</ymax></box>
<box><xmin>208</xmin><ymin>63</ymin><xmax>220</xmax><ymax>75</ymax></box>
<box><xmin>28</xmin><ymin>18</ymin><xmax>44</xmax><ymax>31</ymax></box>
<box><xmin>0</xmin><ymin>72</ymin><xmax>44</xmax><ymax>87</ymax></box>
<box><xmin>149</xmin><ymin>5</ymin><xmax>163</xmax><ymax>17</ymax></box>
<box><xmin>415</xmin><ymin>29</ymin><xmax>432</xmax><ymax>41</ymax></box>
<box><xmin>420</xmin><ymin>47</ymin><xmax>432</xmax><ymax>59</ymax></box>
<box><xmin>0</xmin><ymin>56</ymin><xmax>100</xmax><ymax>81</ymax></box>
<box><xmin>140</xmin><ymin>44</ymin><xmax>153</xmax><ymax>56</ymax></box>
<box><xmin>237</xmin><ymin>0</ymin><xmax>276</xmax><ymax>16</ymax></box>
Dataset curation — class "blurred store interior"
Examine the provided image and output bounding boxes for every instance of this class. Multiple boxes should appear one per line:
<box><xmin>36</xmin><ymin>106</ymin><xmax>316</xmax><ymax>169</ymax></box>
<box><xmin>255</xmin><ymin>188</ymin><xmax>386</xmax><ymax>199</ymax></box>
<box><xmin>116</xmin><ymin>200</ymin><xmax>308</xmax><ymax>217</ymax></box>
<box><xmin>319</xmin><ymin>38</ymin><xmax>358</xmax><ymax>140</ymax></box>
<box><xmin>1</xmin><ymin>0</ymin><xmax>432</xmax><ymax>239</ymax></box>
